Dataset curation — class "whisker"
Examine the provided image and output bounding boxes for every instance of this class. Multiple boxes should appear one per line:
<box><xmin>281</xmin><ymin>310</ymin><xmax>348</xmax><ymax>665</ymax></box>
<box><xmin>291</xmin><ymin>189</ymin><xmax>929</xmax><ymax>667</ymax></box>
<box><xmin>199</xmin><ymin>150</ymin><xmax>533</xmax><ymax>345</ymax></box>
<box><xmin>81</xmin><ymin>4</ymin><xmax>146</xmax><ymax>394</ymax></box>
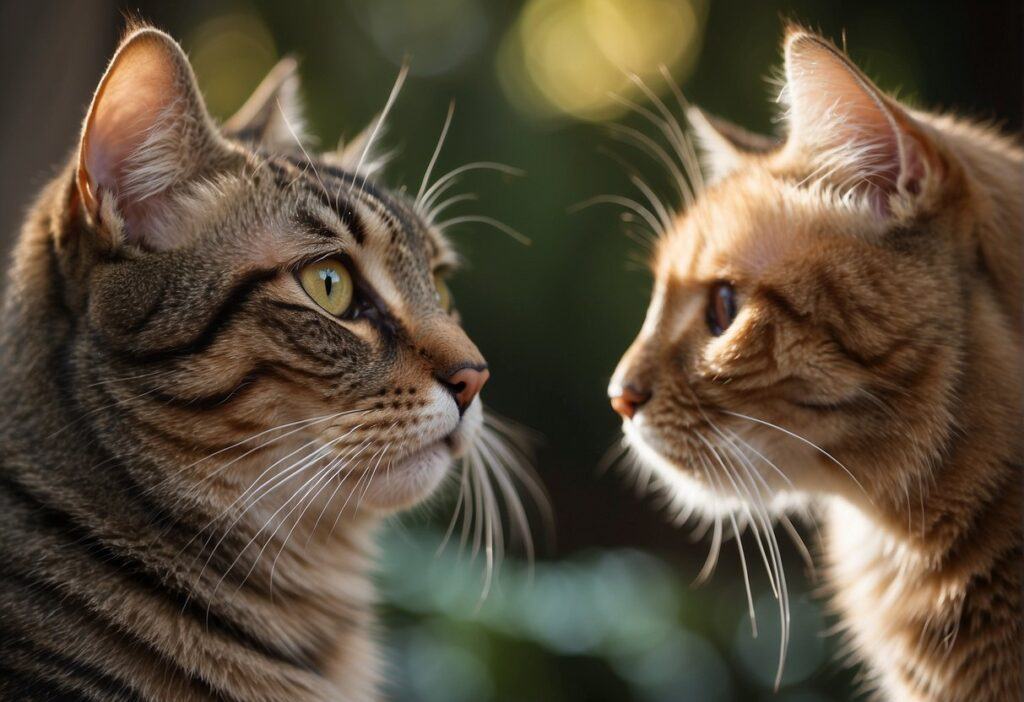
<box><xmin>415</xmin><ymin>101</ymin><xmax>456</xmax><ymax>207</ymax></box>
<box><xmin>692</xmin><ymin>448</ymin><xmax>724</xmax><ymax>587</ymax></box>
<box><xmin>483</xmin><ymin>411</ymin><xmax>553</xmax><ymax>545</ymax></box>
<box><xmin>722</xmin><ymin>409</ymin><xmax>870</xmax><ymax>500</ymax></box>
<box><xmin>436</xmin><ymin>215</ymin><xmax>531</xmax><ymax>246</ymax></box>
<box><xmin>419</xmin><ymin>162</ymin><xmax>524</xmax><ymax>214</ymax></box>
<box><xmin>437</xmin><ymin>456</ymin><xmax>471</xmax><ymax>555</ymax></box>
<box><xmin>697</xmin><ymin>433</ymin><xmax>781</xmax><ymax>599</ymax></box>
<box><xmin>348</xmin><ymin>61</ymin><xmax>409</xmax><ymax>199</ymax></box>
<box><xmin>476</xmin><ymin>429</ymin><xmax>534</xmax><ymax>563</ymax></box>
<box><xmin>569</xmin><ymin>194</ymin><xmax>663</xmax><ymax>238</ymax></box>
<box><xmin>277</xmin><ymin>98</ymin><xmax>332</xmax><ymax>209</ymax></box>
<box><xmin>269</xmin><ymin>437</ymin><xmax>379</xmax><ymax>592</ymax></box>
<box><xmin>779</xmin><ymin>513</ymin><xmax>815</xmax><ymax>574</ymax></box>
<box><xmin>605</xmin><ymin>122</ymin><xmax>693</xmax><ymax>208</ymax></box>
<box><xmin>628</xmin><ymin>174</ymin><xmax>674</xmax><ymax>235</ymax></box>
<box><xmin>191</xmin><ymin>426</ymin><xmax>363</xmax><ymax>600</ymax></box>
<box><xmin>426</xmin><ymin>193</ymin><xmax>478</xmax><ymax>224</ymax></box>
<box><xmin>597</xmin><ymin>437</ymin><xmax>631</xmax><ymax>476</ymax></box>
<box><xmin>657</xmin><ymin>64</ymin><xmax>707</xmax><ymax>192</ymax></box>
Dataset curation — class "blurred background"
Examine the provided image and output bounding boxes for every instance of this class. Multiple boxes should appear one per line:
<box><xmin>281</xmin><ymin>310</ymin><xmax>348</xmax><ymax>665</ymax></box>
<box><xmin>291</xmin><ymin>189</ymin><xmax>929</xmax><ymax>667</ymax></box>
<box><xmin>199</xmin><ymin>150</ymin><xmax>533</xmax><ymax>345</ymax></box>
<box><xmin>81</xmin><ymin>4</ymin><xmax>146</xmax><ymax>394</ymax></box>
<box><xmin>1</xmin><ymin>1</ymin><xmax>1020</xmax><ymax>700</ymax></box>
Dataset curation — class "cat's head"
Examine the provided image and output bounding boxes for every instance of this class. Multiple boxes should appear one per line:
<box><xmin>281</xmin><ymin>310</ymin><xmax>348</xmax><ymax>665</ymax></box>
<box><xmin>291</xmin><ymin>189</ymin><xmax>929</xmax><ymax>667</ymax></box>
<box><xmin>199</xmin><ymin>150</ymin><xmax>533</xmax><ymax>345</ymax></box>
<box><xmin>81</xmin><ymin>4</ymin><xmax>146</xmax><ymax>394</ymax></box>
<box><xmin>55</xmin><ymin>26</ymin><xmax>499</xmax><ymax>515</ymax></box>
<box><xmin>608</xmin><ymin>29</ymin><xmax>996</xmax><ymax>514</ymax></box>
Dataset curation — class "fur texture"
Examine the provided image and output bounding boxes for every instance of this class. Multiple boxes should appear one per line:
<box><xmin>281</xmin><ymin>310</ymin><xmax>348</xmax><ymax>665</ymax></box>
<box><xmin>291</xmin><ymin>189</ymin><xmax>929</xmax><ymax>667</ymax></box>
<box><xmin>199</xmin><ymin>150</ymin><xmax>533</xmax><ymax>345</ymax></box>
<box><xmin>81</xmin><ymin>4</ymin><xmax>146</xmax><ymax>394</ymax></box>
<box><xmin>0</xmin><ymin>26</ymin><xmax>527</xmax><ymax>701</ymax></box>
<box><xmin>609</xmin><ymin>29</ymin><xmax>1022</xmax><ymax>701</ymax></box>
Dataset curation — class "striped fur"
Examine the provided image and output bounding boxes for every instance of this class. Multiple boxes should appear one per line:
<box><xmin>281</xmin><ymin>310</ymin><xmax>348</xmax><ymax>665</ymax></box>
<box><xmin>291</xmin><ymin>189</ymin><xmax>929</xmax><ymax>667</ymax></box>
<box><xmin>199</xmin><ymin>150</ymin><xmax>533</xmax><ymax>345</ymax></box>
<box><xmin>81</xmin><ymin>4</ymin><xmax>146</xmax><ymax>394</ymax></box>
<box><xmin>0</xmin><ymin>26</ymin><xmax>514</xmax><ymax>701</ymax></box>
<box><xmin>609</xmin><ymin>29</ymin><xmax>1022</xmax><ymax>700</ymax></box>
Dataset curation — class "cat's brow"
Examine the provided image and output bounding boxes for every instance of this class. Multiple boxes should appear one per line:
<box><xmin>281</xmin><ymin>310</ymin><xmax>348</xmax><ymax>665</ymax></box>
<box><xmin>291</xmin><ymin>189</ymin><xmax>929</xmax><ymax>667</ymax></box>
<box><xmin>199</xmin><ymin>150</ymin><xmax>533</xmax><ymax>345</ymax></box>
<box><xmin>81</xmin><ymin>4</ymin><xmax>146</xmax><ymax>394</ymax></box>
<box><xmin>276</xmin><ymin>153</ymin><xmax>420</xmax><ymax>247</ymax></box>
<box><xmin>265</xmin><ymin>154</ymin><xmax>370</xmax><ymax>246</ymax></box>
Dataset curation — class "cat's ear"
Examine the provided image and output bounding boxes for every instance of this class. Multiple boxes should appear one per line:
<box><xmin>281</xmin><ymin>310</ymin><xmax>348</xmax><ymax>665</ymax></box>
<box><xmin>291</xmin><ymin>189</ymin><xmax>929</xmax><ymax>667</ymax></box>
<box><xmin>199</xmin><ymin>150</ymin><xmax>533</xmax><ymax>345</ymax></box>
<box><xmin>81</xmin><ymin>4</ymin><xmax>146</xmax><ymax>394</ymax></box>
<box><xmin>687</xmin><ymin>107</ymin><xmax>779</xmax><ymax>182</ymax></box>
<box><xmin>323</xmin><ymin>114</ymin><xmax>393</xmax><ymax>178</ymax></box>
<box><xmin>781</xmin><ymin>30</ymin><xmax>945</xmax><ymax>216</ymax></box>
<box><xmin>222</xmin><ymin>56</ymin><xmax>307</xmax><ymax>150</ymax></box>
<box><xmin>77</xmin><ymin>27</ymin><xmax>228</xmax><ymax>249</ymax></box>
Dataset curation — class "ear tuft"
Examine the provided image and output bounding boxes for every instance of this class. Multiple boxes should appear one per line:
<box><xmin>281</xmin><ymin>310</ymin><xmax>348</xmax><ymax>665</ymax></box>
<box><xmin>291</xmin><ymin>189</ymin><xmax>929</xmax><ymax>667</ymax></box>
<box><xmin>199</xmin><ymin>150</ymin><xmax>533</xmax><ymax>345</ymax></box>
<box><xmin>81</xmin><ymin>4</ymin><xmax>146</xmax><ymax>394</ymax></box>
<box><xmin>781</xmin><ymin>31</ymin><xmax>942</xmax><ymax>215</ymax></box>
<box><xmin>222</xmin><ymin>56</ymin><xmax>307</xmax><ymax>150</ymax></box>
<box><xmin>687</xmin><ymin>107</ymin><xmax>779</xmax><ymax>182</ymax></box>
<box><xmin>323</xmin><ymin>114</ymin><xmax>394</xmax><ymax>178</ymax></box>
<box><xmin>77</xmin><ymin>27</ymin><xmax>225</xmax><ymax>248</ymax></box>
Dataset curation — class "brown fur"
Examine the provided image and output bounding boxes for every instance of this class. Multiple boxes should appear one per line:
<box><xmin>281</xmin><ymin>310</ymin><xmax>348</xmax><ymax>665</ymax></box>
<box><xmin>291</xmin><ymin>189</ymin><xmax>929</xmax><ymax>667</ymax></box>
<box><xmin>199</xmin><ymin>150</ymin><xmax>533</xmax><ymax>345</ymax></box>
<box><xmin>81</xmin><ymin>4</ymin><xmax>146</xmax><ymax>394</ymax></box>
<box><xmin>610</xmin><ymin>29</ymin><xmax>1022</xmax><ymax>701</ymax></box>
<box><xmin>0</xmin><ymin>26</ymin><xmax>521</xmax><ymax>701</ymax></box>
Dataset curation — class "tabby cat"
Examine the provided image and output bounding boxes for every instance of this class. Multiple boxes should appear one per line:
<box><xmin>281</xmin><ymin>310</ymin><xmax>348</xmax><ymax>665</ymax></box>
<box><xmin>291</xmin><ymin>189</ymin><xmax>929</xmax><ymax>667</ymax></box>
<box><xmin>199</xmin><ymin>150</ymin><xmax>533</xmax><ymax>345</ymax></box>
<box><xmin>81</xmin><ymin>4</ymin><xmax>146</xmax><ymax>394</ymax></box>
<box><xmin>0</xmin><ymin>25</ymin><xmax>522</xmax><ymax>701</ymax></box>
<box><xmin>608</xmin><ymin>29</ymin><xmax>1022</xmax><ymax>701</ymax></box>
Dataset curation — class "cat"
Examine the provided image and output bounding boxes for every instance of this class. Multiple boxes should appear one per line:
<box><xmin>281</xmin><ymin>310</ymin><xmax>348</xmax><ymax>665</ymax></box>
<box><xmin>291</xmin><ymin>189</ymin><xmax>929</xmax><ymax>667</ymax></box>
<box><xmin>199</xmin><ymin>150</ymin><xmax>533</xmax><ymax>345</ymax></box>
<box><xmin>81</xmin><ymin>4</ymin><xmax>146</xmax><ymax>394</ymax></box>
<box><xmin>0</xmin><ymin>24</ymin><xmax>529</xmax><ymax>701</ymax></box>
<box><xmin>608</xmin><ymin>28</ymin><xmax>1022</xmax><ymax>701</ymax></box>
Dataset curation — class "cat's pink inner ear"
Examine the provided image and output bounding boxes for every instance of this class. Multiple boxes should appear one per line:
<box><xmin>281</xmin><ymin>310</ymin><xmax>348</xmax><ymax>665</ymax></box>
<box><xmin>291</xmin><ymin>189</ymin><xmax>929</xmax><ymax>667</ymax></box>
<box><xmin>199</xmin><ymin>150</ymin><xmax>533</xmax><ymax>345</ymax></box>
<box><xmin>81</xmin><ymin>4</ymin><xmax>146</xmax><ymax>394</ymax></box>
<box><xmin>77</xmin><ymin>29</ymin><xmax>216</xmax><ymax>247</ymax></box>
<box><xmin>783</xmin><ymin>32</ymin><xmax>938</xmax><ymax>214</ymax></box>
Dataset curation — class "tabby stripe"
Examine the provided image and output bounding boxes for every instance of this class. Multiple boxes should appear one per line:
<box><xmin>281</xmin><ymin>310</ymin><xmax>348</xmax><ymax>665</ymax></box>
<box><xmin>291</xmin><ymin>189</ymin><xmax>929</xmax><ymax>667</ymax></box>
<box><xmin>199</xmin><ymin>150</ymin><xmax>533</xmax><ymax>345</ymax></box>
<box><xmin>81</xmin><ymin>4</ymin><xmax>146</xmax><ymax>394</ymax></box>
<box><xmin>313</xmin><ymin>161</ymin><xmax>397</xmax><ymax>212</ymax></box>
<box><xmin>334</xmin><ymin>199</ymin><xmax>368</xmax><ymax>246</ymax></box>
<box><xmin>128</xmin><ymin>268</ymin><xmax>278</xmax><ymax>363</ymax></box>
<box><xmin>277</xmin><ymin>156</ymin><xmax>369</xmax><ymax>245</ymax></box>
<box><xmin>0</xmin><ymin>624</ymin><xmax>143</xmax><ymax>702</ymax></box>
<box><xmin>145</xmin><ymin>363</ymin><xmax>292</xmax><ymax>410</ymax></box>
<box><xmin>0</xmin><ymin>665</ymin><xmax>97</xmax><ymax>701</ymax></box>
<box><xmin>262</xmin><ymin>157</ymin><xmax>299</xmax><ymax>190</ymax></box>
<box><xmin>296</xmin><ymin>209</ymin><xmax>340</xmax><ymax>240</ymax></box>
<box><xmin>51</xmin><ymin>377</ymin><xmax>194</xmax><ymax>542</ymax></box>
<box><xmin>259</xmin><ymin>311</ymin><xmax>360</xmax><ymax>369</ymax></box>
<box><xmin>0</xmin><ymin>475</ymin><xmax>322</xmax><ymax>675</ymax></box>
<box><xmin>0</xmin><ymin>571</ymin><xmax>230</xmax><ymax>702</ymax></box>
<box><xmin>759</xmin><ymin>286</ymin><xmax>904</xmax><ymax>369</ymax></box>
<box><xmin>292</xmin><ymin>154</ymin><xmax>420</xmax><ymax>245</ymax></box>
<box><xmin>128</xmin><ymin>408</ymin><xmax>232</xmax><ymax>458</ymax></box>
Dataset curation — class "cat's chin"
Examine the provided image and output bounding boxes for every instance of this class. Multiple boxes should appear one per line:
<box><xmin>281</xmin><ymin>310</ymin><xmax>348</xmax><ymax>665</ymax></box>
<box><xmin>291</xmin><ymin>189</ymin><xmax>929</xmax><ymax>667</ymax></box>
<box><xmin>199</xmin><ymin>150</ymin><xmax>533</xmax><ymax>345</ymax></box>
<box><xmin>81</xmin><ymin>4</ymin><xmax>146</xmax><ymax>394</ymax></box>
<box><xmin>624</xmin><ymin>422</ymin><xmax>746</xmax><ymax>513</ymax></box>
<box><xmin>358</xmin><ymin>441</ymin><xmax>454</xmax><ymax>513</ymax></box>
<box><xmin>358</xmin><ymin>400</ymin><xmax>484</xmax><ymax>513</ymax></box>
<box><xmin>622</xmin><ymin>419</ymin><xmax>806</xmax><ymax>516</ymax></box>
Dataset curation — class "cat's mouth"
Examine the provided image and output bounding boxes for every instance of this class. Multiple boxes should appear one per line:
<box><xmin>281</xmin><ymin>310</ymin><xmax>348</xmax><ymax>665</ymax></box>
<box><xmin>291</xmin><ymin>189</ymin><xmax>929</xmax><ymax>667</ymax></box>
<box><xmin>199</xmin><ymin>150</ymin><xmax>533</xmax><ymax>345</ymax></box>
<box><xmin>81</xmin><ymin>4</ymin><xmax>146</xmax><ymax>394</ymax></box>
<box><xmin>443</xmin><ymin>427</ymin><xmax>471</xmax><ymax>456</ymax></box>
<box><xmin>351</xmin><ymin>398</ymin><xmax>484</xmax><ymax>512</ymax></box>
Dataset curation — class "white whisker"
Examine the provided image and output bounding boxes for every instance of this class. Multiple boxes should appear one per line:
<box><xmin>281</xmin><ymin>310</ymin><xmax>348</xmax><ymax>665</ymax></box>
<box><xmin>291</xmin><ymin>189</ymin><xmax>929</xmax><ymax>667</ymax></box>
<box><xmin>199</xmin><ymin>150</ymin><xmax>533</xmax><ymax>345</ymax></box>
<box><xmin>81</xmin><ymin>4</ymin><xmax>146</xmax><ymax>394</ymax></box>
<box><xmin>416</xmin><ymin>101</ymin><xmax>456</xmax><ymax>207</ymax></box>
<box><xmin>722</xmin><ymin>409</ymin><xmax>870</xmax><ymax>500</ymax></box>
<box><xmin>348</xmin><ymin>62</ymin><xmax>409</xmax><ymax>200</ymax></box>
<box><xmin>436</xmin><ymin>215</ymin><xmax>531</xmax><ymax>246</ymax></box>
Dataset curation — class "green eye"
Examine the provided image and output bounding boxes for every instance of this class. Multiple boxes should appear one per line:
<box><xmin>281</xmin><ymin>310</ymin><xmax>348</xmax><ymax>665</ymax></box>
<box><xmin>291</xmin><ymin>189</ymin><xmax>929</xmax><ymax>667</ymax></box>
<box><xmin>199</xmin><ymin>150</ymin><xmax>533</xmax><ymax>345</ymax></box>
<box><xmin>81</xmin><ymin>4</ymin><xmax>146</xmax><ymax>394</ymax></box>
<box><xmin>299</xmin><ymin>259</ymin><xmax>353</xmax><ymax>316</ymax></box>
<box><xmin>433</xmin><ymin>274</ymin><xmax>452</xmax><ymax>312</ymax></box>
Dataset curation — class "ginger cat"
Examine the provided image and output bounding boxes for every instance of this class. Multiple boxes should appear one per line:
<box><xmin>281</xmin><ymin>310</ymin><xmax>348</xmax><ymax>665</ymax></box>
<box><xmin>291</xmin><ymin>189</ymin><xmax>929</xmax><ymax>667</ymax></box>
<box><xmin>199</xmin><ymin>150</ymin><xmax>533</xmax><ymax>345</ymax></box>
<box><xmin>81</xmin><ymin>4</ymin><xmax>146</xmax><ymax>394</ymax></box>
<box><xmin>609</xmin><ymin>29</ymin><xmax>1022</xmax><ymax>701</ymax></box>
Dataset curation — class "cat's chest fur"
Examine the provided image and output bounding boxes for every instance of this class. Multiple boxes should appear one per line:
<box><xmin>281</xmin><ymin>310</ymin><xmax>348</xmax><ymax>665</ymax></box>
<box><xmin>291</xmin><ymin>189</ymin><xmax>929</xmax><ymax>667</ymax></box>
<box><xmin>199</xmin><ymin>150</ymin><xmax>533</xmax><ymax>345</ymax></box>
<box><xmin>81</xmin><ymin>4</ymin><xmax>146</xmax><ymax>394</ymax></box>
<box><xmin>824</xmin><ymin>491</ymin><xmax>1021</xmax><ymax>702</ymax></box>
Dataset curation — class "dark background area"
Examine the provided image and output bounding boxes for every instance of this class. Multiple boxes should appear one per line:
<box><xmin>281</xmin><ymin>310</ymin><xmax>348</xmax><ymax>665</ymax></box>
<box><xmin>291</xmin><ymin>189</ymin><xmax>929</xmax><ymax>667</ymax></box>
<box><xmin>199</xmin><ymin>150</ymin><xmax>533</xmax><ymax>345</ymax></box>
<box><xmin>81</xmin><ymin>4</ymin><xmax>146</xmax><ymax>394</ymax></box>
<box><xmin>2</xmin><ymin>1</ymin><xmax>1020</xmax><ymax>700</ymax></box>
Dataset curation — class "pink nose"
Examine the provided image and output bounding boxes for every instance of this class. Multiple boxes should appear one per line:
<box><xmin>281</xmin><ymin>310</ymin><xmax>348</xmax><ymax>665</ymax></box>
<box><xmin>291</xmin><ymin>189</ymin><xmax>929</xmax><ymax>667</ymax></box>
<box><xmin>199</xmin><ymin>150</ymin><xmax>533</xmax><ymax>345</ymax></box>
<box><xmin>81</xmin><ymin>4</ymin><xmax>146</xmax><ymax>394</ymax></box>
<box><xmin>443</xmin><ymin>366</ymin><xmax>490</xmax><ymax>414</ymax></box>
<box><xmin>610</xmin><ymin>385</ymin><xmax>651</xmax><ymax>420</ymax></box>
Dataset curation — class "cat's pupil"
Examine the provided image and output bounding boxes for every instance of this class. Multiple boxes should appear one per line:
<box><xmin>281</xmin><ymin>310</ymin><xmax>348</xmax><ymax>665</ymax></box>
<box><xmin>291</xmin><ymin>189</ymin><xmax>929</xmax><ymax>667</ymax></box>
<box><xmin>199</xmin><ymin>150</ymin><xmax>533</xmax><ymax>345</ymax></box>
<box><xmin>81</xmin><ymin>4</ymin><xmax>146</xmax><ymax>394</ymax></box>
<box><xmin>321</xmin><ymin>269</ymin><xmax>336</xmax><ymax>297</ymax></box>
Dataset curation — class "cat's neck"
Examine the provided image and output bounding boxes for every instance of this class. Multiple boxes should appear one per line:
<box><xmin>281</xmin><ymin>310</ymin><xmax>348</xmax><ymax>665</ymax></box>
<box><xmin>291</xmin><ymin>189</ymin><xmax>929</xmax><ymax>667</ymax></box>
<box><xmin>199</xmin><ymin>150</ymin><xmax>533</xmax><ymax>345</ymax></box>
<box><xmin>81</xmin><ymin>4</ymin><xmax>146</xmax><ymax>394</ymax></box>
<box><xmin>822</xmin><ymin>144</ymin><xmax>1023</xmax><ymax>698</ymax></box>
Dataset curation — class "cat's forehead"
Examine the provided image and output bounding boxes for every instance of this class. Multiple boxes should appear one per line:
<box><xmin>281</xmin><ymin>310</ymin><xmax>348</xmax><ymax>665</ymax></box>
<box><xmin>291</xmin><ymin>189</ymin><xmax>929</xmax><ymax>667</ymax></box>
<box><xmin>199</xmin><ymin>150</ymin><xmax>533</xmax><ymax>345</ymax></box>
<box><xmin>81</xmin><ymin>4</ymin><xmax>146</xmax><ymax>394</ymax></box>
<box><xmin>657</xmin><ymin>169</ymin><xmax>883</xmax><ymax>285</ymax></box>
<box><xmin>268</xmin><ymin>153</ymin><xmax>454</xmax><ymax>265</ymax></box>
<box><xmin>205</xmin><ymin>150</ymin><xmax>450</xmax><ymax>259</ymax></box>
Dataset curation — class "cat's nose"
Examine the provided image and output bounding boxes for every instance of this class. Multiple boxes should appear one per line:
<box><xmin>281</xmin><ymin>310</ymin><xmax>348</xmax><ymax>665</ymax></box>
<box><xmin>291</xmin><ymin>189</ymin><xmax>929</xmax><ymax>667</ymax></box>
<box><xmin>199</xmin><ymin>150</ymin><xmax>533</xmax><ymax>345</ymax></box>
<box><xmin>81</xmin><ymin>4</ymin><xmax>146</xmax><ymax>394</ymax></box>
<box><xmin>610</xmin><ymin>385</ymin><xmax>651</xmax><ymax>420</ymax></box>
<box><xmin>440</xmin><ymin>365</ymin><xmax>490</xmax><ymax>415</ymax></box>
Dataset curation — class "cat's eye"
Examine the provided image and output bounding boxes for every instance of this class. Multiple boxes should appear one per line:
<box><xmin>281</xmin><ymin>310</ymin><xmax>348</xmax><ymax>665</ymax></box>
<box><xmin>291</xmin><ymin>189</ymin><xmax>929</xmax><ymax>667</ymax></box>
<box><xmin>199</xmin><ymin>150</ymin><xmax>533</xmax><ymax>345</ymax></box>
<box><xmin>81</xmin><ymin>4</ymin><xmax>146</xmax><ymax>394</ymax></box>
<box><xmin>433</xmin><ymin>274</ymin><xmax>453</xmax><ymax>312</ymax></box>
<box><xmin>298</xmin><ymin>259</ymin><xmax>353</xmax><ymax>316</ymax></box>
<box><xmin>706</xmin><ymin>282</ymin><xmax>737</xmax><ymax>336</ymax></box>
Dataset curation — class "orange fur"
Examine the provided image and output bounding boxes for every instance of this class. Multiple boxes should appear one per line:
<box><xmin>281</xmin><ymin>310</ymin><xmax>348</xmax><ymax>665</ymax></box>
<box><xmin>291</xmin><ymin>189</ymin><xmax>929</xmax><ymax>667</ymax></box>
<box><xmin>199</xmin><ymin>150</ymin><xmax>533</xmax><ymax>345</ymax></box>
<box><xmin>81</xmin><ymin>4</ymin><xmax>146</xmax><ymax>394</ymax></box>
<box><xmin>610</xmin><ymin>29</ymin><xmax>1022</xmax><ymax>700</ymax></box>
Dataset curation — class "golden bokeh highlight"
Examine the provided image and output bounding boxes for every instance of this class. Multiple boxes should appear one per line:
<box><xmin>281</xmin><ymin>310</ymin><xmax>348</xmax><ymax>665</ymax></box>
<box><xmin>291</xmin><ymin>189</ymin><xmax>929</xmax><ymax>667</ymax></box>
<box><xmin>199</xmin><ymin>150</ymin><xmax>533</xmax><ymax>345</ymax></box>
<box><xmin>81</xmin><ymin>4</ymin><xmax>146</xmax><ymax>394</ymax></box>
<box><xmin>498</xmin><ymin>0</ymin><xmax>705</xmax><ymax>122</ymax></box>
<box><xmin>186</xmin><ymin>12</ymin><xmax>279</xmax><ymax>120</ymax></box>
